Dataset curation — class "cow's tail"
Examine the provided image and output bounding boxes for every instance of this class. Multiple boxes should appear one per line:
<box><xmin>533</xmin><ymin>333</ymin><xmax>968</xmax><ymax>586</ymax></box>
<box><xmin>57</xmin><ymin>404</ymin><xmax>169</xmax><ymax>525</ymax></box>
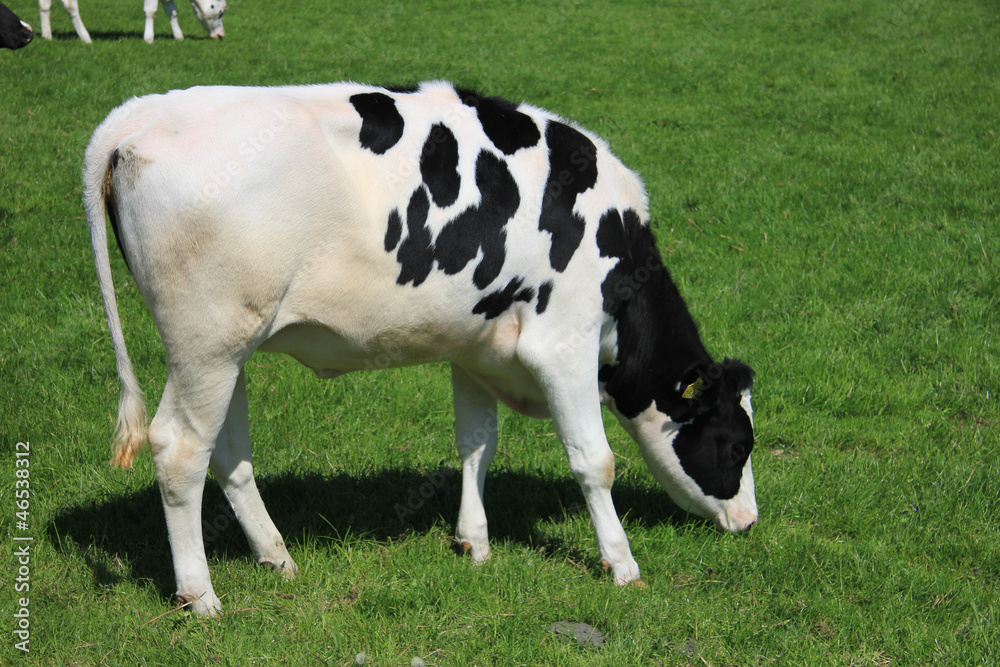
<box><xmin>83</xmin><ymin>118</ymin><xmax>149</xmax><ymax>469</ymax></box>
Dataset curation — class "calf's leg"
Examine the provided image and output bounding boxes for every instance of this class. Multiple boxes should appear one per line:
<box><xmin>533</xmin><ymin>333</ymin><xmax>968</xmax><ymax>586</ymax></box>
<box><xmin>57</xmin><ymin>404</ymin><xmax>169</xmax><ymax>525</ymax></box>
<box><xmin>61</xmin><ymin>0</ymin><xmax>90</xmax><ymax>42</ymax></box>
<box><xmin>39</xmin><ymin>0</ymin><xmax>91</xmax><ymax>42</ymax></box>
<box><xmin>161</xmin><ymin>0</ymin><xmax>184</xmax><ymax>40</ymax></box>
<box><xmin>142</xmin><ymin>0</ymin><xmax>156</xmax><ymax>42</ymax></box>
<box><xmin>39</xmin><ymin>0</ymin><xmax>52</xmax><ymax>39</ymax></box>
<box><xmin>451</xmin><ymin>364</ymin><xmax>499</xmax><ymax>562</ymax></box>
<box><xmin>143</xmin><ymin>0</ymin><xmax>184</xmax><ymax>42</ymax></box>
<box><xmin>209</xmin><ymin>368</ymin><xmax>297</xmax><ymax>577</ymax></box>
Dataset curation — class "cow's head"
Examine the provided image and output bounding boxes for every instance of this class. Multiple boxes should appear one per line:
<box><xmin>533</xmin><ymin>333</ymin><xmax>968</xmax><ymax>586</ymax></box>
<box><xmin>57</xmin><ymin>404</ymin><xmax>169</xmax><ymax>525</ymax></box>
<box><xmin>619</xmin><ymin>359</ymin><xmax>757</xmax><ymax>532</ymax></box>
<box><xmin>189</xmin><ymin>0</ymin><xmax>226</xmax><ymax>39</ymax></box>
<box><xmin>594</xmin><ymin>209</ymin><xmax>758</xmax><ymax>533</ymax></box>
<box><xmin>0</xmin><ymin>6</ymin><xmax>33</xmax><ymax>50</ymax></box>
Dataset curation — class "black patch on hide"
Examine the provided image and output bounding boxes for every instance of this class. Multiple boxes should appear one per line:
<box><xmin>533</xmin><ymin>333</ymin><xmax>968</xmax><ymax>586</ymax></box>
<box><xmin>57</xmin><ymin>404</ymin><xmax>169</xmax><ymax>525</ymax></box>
<box><xmin>473</xmin><ymin>277</ymin><xmax>535</xmax><ymax>320</ymax></box>
<box><xmin>420</xmin><ymin>123</ymin><xmax>461</xmax><ymax>208</ymax></box>
<box><xmin>350</xmin><ymin>92</ymin><xmax>405</xmax><ymax>154</ymax></box>
<box><xmin>535</xmin><ymin>280</ymin><xmax>553</xmax><ymax>314</ymax></box>
<box><xmin>384</xmin><ymin>209</ymin><xmax>403</xmax><ymax>252</ymax></box>
<box><xmin>433</xmin><ymin>150</ymin><xmax>520</xmax><ymax>290</ymax></box>
<box><xmin>395</xmin><ymin>187</ymin><xmax>434</xmax><ymax>286</ymax></box>
<box><xmin>539</xmin><ymin>121</ymin><xmax>598</xmax><ymax>272</ymax></box>
<box><xmin>457</xmin><ymin>87</ymin><xmax>541</xmax><ymax>155</ymax></box>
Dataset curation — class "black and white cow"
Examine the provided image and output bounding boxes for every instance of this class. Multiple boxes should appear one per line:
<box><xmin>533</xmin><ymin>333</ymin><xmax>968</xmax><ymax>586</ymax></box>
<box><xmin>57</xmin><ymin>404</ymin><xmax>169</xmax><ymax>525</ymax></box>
<box><xmin>1</xmin><ymin>2</ymin><xmax>33</xmax><ymax>49</ymax></box>
<box><xmin>85</xmin><ymin>81</ymin><xmax>757</xmax><ymax>617</ymax></box>
<box><xmin>39</xmin><ymin>0</ymin><xmax>224</xmax><ymax>44</ymax></box>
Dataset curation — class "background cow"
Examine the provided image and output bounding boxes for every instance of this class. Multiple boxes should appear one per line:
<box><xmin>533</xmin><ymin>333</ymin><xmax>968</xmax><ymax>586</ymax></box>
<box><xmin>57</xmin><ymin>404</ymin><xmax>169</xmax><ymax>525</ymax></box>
<box><xmin>85</xmin><ymin>81</ymin><xmax>757</xmax><ymax>617</ymax></box>
<box><xmin>1</xmin><ymin>1</ymin><xmax>33</xmax><ymax>49</ymax></box>
<box><xmin>39</xmin><ymin>0</ymin><xmax>224</xmax><ymax>43</ymax></box>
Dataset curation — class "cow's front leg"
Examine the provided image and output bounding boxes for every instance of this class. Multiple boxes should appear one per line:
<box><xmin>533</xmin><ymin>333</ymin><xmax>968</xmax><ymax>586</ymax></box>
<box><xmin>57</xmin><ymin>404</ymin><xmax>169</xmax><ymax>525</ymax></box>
<box><xmin>520</xmin><ymin>335</ymin><xmax>641</xmax><ymax>584</ymax></box>
<box><xmin>142</xmin><ymin>0</ymin><xmax>157</xmax><ymax>42</ymax></box>
<box><xmin>209</xmin><ymin>369</ymin><xmax>297</xmax><ymax>577</ymax></box>
<box><xmin>451</xmin><ymin>363</ymin><xmax>499</xmax><ymax>562</ymax></box>
<box><xmin>39</xmin><ymin>0</ymin><xmax>53</xmax><ymax>39</ymax></box>
<box><xmin>148</xmin><ymin>365</ymin><xmax>239</xmax><ymax>617</ymax></box>
<box><xmin>561</xmin><ymin>409</ymin><xmax>640</xmax><ymax>584</ymax></box>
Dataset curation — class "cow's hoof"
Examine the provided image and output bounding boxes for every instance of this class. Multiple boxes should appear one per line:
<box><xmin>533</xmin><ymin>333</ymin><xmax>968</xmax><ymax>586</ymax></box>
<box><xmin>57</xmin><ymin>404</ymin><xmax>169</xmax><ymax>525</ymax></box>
<box><xmin>601</xmin><ymin>559</ymin><xmax>643</xmax><ymax>585</ymax></box>
<box><xmin>259</xmin><ymin>556</ymin><xmax>298</xmax><ymax>579</ymax></box>
<box><xmin>454</xmin><ymin>539</ymin><xmax>489</xmax><ymax>563</ymax></box>
<box><xmin>173</xmin><ymin>592</ymin><xmax>221</xmax><ymax>618</ymax></box>
<box><xmin>454</xmin><ymin>539</ymin><xmax>475</xmax><ymax>557</ymax></box>
<box><xmin>630</xmin><ymin>578</ymin><xmax>648</xmax><ymax>589</ymax></box>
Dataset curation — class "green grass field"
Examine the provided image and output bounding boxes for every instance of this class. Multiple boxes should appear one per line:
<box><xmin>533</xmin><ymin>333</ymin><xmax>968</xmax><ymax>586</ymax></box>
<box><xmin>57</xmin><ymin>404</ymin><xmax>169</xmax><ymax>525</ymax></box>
<box><xmin>2</xmin><ymin>0</ymin><xmax>998</xmax><ymax>664</ymax></box>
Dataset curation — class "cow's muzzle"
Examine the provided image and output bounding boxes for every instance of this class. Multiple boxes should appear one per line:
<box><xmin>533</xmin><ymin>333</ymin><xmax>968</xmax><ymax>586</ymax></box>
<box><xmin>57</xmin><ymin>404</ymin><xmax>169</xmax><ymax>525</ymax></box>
<box><xmin>714</xmin><ymin>509</ymin><xmax>758</xmax><ymax>533</ymax></box>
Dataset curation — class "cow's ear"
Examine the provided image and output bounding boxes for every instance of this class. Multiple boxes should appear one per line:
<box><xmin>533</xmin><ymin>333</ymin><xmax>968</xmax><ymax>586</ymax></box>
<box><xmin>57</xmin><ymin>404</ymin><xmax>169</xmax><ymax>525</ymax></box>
<box><xmin>721</xmin><ymin>358</ymin><xmax>755</xmax><ymax>394</ymax></box>
<box><xmin>678</xmin><ymin>362</ymin><xmax>719</xmax><ymax>411</ymax></box>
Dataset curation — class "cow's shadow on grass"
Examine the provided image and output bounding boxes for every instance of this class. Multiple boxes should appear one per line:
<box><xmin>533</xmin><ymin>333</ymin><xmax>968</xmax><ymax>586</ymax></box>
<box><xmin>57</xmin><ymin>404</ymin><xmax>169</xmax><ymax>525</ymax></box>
<box><xmin>48</xmin><ymin>30</ymin><xmax>144</xmax><ymax>41</ymax></box>
<box><xmin>47</xmin><ymin>466</ymin><xmax>700</xmax><ymax>602</ymax></box>
<box><xmin>48</xmin><ymin>30</ymin><xmax>217</xmax><ymax>42</ymax></box>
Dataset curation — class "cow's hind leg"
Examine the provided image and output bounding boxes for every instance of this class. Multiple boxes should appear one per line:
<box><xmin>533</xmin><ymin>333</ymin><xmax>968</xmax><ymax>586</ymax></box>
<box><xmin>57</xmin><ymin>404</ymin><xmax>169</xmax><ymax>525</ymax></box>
<box><xmin>148</xmin><ymin>362</ymin><xmax>240</xmax><ymax>617</ymax></box>
<box><xmin>209</xmin><ymin>368</ymin><xmax>298</xmax><ymax>577</ymax></box>
<box><xmin>161</xmin><ymin>0</ymin><xmax>185</xmax><ymax>40</ymax></box>
<box><xmin>143</xmin><ymin>0</ymin><xmax>184</xmax><ymax>42</ymax></box>
<box><xmin>39</xmin><ymin>0</ymin><xmax>91</xmax><ymax>43</ymax></box>
<box><xmin>451</xmin><ymin>364</ymin><xmax>498</xmax><ymax>562</ymax></box>
<box><xmin>60</xmin><ymin>0</ymin><xmax>90</xmax><ymax>43</ymax></box>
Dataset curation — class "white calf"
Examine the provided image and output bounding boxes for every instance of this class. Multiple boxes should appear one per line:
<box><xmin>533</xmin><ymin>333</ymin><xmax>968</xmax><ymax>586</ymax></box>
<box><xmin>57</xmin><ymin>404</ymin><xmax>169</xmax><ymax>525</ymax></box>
<box><xmin>85</xmin><ymin>81</ymin><xmax>758</xmax><ymax>617</ymax></box>
<box><xmin>39</xmin><ymin>0</ymin><xmax>224</xmax><ymax>44</ymax></box>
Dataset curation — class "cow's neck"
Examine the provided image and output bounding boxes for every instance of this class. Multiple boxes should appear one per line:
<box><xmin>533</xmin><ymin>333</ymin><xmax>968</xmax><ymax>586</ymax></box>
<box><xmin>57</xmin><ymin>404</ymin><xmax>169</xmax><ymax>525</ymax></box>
<box><xmin>596</xmin><ymin>212</ymin><xmax>712</xmax><ymax>422</ymax></box>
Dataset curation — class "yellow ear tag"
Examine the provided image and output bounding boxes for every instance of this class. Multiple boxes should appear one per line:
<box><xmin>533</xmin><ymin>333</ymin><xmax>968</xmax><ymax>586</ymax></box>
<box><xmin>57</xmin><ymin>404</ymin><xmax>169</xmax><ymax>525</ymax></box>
<box><xmin>682</xmin><ymin>377</ymin><xmax>707</xmax><ymax>400</ymax></box>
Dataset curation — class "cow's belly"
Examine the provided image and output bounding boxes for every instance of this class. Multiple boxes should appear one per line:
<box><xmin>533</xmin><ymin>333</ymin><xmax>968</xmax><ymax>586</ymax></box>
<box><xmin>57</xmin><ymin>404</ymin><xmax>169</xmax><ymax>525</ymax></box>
<box><xmin>258</xmin><ymin>318</ymin><xmax>472</xmax><ymax>374</ymax></box>
<box><xmin>258</xmin><ymin>307</ymin><xmax>551</xmax><ymax>419</ymax></box>
<box><xmin>461</xmin><ymin>367</ymin><xmax>551</xmax><ymax>418</ymax></box>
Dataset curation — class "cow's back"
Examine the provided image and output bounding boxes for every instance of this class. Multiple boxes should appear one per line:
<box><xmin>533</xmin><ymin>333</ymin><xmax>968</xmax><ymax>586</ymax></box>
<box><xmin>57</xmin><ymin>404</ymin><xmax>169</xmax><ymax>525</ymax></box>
<box><xmin>88</xmin><ymin>82</ymin><xmax>650</xmax><ymax>378</ymax></box>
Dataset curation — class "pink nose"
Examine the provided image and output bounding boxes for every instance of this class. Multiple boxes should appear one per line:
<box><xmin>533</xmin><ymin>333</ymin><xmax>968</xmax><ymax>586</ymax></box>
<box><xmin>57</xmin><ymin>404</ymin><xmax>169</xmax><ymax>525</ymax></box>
<box><xmin>210</xmin><ymin>29</ymin><xmax>225</xmax><ymax>39</ymax></box>
<box><xmin>715</xmin><ymin>510</ymin><xmax>758</xmax><ymax>532</ymax></box>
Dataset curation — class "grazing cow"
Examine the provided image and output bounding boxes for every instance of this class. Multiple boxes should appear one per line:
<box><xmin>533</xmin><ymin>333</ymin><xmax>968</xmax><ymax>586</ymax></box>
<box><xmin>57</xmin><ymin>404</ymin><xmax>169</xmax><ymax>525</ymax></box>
<box><xmin>1</xmin><ymin>2</ymin><xmax>33</xmax><ymax>49</ymax></box>
<box><xmin>85</xmin><ymin>81</ymin><xmax>758</xmax><ymax>617</ymax></box>
<box><xmin>39</xmin><ymin>0</ymin><xmax>224</xmax><ymax>44</ymax></box>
